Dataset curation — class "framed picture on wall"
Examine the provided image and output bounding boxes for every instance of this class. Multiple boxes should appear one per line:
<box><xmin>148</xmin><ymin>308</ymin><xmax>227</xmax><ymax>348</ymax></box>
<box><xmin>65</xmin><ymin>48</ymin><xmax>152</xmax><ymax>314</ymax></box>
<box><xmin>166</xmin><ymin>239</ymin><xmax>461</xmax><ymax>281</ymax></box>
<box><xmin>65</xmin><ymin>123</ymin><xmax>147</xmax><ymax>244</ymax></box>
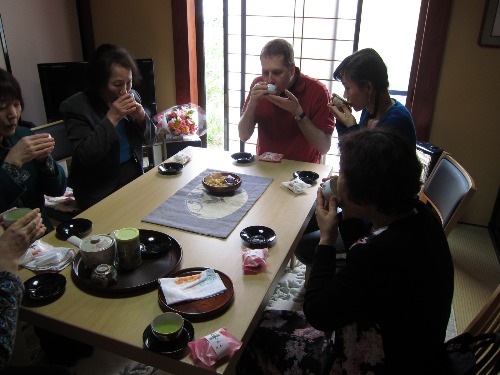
<box><xmin>479</xmin><ymin>0</ymin><xmax>500</xmax><ymax>47</ymax></box>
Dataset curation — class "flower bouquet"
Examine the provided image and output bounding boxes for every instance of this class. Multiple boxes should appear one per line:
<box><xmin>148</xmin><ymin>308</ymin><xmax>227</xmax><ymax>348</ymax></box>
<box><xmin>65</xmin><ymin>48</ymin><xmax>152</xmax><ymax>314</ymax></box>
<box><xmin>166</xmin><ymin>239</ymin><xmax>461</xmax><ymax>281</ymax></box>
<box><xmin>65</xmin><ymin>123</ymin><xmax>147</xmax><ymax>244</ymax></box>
<box><xmin>155</xmin><ymin>103</ymin><xmax>207</xmax><ymax>141</ymax></box>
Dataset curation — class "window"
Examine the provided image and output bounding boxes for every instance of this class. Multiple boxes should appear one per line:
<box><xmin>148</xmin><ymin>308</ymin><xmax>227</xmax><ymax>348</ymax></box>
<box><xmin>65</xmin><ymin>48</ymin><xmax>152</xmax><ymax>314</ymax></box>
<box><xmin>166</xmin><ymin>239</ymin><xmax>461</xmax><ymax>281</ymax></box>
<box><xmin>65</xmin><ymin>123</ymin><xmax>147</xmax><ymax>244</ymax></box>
<box><xmin>226</xmin><ymin>0</ymin><xmax>358</xmax><ymax>165</ymax></box>
<box><xmin>211</xmin><ymin>0</ymin><xmax>420</xmax><ymax>166</ymax></box>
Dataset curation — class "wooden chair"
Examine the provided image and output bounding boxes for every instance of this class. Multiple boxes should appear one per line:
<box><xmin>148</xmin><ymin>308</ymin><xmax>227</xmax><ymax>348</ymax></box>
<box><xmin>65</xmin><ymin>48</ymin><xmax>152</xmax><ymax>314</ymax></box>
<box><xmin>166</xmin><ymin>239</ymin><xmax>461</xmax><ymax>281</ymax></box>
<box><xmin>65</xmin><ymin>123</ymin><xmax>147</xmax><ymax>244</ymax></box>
<box><xmin>419</xmin><ymin>151</ymin><xmax>476</xmax><ymax>237</ymax></box>
<box><xmin>463</xmin><ymin>285</ymin><xmax>500</xmax><ymax>374</ymax></box>
<box><xmin>32</xmin><ymin>120</ymin><xmax>80</xmax><ymax>222</ymax></box>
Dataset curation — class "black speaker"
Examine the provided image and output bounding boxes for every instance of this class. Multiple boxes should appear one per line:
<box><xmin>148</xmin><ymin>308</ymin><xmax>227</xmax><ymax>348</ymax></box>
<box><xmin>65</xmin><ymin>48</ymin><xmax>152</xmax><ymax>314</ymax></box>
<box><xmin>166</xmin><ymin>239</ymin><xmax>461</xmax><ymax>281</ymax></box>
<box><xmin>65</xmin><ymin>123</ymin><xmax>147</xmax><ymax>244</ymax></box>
<box><xmin>416</xmin><ymin>141</ymin><xmax>443</xmax><ymax>184</ymax></box>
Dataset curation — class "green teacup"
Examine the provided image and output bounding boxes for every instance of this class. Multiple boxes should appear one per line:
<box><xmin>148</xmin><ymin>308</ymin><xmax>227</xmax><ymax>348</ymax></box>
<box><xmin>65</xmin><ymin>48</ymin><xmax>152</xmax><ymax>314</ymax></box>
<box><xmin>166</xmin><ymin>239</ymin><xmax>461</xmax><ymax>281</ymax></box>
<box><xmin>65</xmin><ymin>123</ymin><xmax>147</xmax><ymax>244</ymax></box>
<box><xmin>151</xmin><ymin>312</ymin><xmax>184</xmax><ymax>342</ymax></box>
<box><xmin>3</xmin><ymin>208</ymin><xmax>32</xmax><ymax>228</ymax></box>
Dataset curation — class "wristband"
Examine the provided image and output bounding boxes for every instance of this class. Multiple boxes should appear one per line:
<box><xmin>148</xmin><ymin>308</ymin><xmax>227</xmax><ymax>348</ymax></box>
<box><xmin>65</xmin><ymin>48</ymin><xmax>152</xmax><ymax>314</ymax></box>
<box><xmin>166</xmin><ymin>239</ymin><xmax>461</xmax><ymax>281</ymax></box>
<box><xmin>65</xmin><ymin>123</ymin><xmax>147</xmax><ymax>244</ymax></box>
<box><xmin>294</xmin><ymin>112</ymin><xmax>306</xmax><ymax>121</ymax></box>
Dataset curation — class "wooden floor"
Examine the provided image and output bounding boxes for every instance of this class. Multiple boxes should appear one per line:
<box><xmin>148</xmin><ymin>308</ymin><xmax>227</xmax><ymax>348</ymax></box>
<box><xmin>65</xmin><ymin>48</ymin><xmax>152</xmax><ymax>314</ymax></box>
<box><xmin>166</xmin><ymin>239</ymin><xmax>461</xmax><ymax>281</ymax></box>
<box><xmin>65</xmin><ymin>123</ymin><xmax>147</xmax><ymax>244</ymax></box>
<box><xmin>447</xmin><ymin>223</ymin><xmax>500</xmax><ymax>333</ymax></box>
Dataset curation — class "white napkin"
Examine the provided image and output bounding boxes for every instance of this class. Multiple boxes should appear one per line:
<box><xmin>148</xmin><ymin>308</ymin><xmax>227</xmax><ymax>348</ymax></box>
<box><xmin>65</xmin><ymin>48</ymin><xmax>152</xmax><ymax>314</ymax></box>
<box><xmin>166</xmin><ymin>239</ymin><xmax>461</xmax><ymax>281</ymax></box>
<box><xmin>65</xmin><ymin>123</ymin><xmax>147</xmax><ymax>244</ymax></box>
<box><xmin>159</xmin><ymin>268</ymin><xmax>227</xmax><ymax>305</ymax></box>
<box><xmin>19</xmin><ymin>239</ymin><xmax>75</xmax><ymax>272</ymax></box>
<box><xmin>282</xmin><ymin>177</ymin><xmax>311</xmax><ymax>194</ymax></box>
<box><xmin>167</xmin><ymin>152</ymin><xmax>191</xmax><ymax>165</ymax></box>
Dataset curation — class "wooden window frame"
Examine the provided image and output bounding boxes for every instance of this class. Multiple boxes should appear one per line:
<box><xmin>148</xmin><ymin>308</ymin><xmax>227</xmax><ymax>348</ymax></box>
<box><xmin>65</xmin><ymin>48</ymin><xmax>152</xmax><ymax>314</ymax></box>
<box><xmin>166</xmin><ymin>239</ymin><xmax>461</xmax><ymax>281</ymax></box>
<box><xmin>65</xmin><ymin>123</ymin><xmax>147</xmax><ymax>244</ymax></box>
<box><xmin>406</xmin><ymin>0</ymin><xmax>453</xmax><ymax>141</ymax></box>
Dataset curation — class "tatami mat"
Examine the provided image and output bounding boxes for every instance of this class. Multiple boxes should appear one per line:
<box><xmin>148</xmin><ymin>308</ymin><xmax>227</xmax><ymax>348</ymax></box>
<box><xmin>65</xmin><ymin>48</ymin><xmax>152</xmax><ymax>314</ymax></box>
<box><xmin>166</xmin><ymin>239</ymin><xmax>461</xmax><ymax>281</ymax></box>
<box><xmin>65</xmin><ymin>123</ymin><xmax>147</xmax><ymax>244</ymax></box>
<box><xmin>447</xmin><ymin>223</ymin><xmax>500</xmax><ymax>333</ymax></box>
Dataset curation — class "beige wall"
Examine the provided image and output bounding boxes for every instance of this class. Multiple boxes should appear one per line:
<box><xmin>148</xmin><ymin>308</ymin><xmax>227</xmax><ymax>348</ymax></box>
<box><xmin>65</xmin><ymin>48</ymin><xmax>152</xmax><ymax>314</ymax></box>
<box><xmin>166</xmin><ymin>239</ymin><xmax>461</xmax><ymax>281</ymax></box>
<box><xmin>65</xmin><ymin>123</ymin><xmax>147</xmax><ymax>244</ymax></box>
<box><xmin>430</xmin><ymin>0</ymin><xmax>500</xmax><ymax>226</ymax></box>
<box><xmin>0</xmin><ymin>0</ymin><xmax>82</xmax><ymax>124</ymax></box>
<box><xmin>89</xmin><ymin>0</ymin><xmax>176</xmax><ymax>113</ymax></box>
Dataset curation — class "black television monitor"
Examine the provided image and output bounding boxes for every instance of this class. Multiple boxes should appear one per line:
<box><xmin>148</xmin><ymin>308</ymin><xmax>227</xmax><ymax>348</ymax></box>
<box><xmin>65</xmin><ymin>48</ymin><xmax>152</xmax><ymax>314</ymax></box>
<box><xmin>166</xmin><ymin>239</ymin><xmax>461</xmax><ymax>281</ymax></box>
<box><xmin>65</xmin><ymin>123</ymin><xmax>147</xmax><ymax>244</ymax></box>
<box><xmin>38</xmin><ymin>59</ymin><xmax>157</xmax><ymax>123</ymax></box>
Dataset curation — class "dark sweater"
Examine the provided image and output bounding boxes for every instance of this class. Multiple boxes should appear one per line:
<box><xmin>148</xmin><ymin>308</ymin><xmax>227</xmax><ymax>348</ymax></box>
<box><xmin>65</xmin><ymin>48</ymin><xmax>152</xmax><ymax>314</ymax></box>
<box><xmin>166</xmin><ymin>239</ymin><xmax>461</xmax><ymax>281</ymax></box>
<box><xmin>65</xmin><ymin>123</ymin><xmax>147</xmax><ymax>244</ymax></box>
<box><xmin>0</xmin><ymin>125</ymin><xmax>67</xmax><ymax>231</ymax></box>
<box><xmin>304</xmin><ymin>201</ymin><xmax>454</xmax><ymax>374</ymax></box>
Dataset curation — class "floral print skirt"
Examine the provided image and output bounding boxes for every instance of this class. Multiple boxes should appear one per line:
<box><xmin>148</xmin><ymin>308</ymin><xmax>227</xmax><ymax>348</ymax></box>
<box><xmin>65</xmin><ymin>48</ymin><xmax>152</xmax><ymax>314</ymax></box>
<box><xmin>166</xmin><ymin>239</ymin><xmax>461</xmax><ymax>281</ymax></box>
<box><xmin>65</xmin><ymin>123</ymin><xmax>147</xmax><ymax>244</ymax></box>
<box><xmin>236</xmin><ymin>310</ymin><xmax>329</xmax><ymax>375</ymax></box>
<box><xmin>236</xmin><ymin>310</ymin><xmax>385</xmax><ymax>375</ymax></box>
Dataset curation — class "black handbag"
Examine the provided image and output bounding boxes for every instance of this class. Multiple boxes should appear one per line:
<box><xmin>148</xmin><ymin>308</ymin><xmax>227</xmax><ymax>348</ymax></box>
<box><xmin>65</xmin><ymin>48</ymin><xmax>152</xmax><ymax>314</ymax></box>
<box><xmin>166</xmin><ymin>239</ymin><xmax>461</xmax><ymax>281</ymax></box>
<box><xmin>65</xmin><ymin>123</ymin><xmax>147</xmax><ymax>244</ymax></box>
<box><xmin>445</xmin><ymin>332</ymin><xmax>500</xmax><ymax>375</ymax></box>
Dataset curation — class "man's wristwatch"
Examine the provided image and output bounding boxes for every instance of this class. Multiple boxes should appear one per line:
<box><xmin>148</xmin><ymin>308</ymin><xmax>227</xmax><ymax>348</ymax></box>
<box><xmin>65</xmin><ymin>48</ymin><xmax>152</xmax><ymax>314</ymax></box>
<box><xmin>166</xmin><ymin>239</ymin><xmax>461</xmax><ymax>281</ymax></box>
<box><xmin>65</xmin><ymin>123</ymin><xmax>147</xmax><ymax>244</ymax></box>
<box><xmin>294</xmin><ymin>111</ymin><xmax>306</xmax><ymax>121</ymax></box>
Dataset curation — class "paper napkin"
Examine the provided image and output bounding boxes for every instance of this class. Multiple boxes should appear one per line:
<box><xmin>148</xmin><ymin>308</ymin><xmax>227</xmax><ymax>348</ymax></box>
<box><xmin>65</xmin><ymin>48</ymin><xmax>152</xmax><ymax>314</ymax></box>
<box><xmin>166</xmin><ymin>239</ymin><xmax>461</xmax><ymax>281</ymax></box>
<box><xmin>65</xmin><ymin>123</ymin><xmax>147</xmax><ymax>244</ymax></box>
<box><xmin>19</xmin><ymin>239</ymin><xmax>75</xmax><ymax>272</ymax></box>
<box><xmin>159</xmin><ymin>268</ymin><xmax>227</xmax><ymax>305</ymax></box>
<box><xmin>167</xmin><ymin>152</ymin><xmax>191</xmax><ymax>165</ymax></box>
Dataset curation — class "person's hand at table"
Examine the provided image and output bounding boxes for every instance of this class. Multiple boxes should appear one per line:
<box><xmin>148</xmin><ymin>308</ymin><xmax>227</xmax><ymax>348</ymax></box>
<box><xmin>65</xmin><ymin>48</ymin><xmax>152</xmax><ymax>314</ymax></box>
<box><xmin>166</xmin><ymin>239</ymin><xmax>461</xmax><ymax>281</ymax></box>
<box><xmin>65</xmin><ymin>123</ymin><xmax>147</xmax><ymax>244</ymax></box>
<box><xmin>315</xmin><ymin>187</ymin><xmax>339</xmax><ymax>247</ymax></box>
<box><xmin>0</xmin><ymin>208</ymin><xmax>46</xmax><ymax>273</ymax></box>
<box><xmin>3</xmin><ymin>134</ymin><xmax>55</xmax><ymax>167</ymax></box>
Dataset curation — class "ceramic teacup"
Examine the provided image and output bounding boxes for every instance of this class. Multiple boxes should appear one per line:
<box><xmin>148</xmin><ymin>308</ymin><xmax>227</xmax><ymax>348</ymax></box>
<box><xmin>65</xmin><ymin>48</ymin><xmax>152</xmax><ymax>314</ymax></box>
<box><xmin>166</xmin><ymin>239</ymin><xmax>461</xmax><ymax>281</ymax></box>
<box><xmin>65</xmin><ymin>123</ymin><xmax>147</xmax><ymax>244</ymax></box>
<box><xmin>321</xmin><ymin>176</ymin><xmax>339</xmax><ymax>202</ymax></box>
<box><xmin>151</xmin><ymin>312</ymin><xmax>184</xmax><ymax>342</ymax></box>
<box><xmin>267</xmin><ymin>83</ymin><xmax>277</xmax><ymax>94</ymax></box>
<box><xmin>2</xmin><ymin>207</ymin><xmax>32</xmax><ymax>228</ymax></box>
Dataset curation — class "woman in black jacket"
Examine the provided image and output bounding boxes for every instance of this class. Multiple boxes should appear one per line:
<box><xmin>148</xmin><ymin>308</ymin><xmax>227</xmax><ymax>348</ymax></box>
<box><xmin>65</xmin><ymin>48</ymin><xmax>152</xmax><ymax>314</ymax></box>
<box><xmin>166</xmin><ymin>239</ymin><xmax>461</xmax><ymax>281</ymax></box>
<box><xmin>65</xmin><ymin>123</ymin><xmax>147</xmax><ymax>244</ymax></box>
<box><xmin>60</xmin><ymin>44</ymin><xmax>157</xmax><ymax>209</ymax></box>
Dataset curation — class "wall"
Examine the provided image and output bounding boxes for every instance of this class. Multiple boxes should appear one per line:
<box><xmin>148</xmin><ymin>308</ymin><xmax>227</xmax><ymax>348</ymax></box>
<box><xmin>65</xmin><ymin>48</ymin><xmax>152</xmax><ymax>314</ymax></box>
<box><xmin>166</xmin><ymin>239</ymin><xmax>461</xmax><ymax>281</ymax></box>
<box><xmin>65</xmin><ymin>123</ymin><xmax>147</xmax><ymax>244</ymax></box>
<box><xmin>0</xmin><ymin>0</ymin><xmax>176</xmax><ymax>124</ymax></box>
<box><xmin>0</xmin><ymin>0</ymin><xmax>82</xmax><ymax>124</ymax></box>
<box><xmin>430</xmin><ymin>0</ymin><xmax>500</xmax><ymax>226</ymax></box>
<box><xmin>89</xmin><ymin>0</ymin><xmax>176</xmax><ymax>113</ymax></box>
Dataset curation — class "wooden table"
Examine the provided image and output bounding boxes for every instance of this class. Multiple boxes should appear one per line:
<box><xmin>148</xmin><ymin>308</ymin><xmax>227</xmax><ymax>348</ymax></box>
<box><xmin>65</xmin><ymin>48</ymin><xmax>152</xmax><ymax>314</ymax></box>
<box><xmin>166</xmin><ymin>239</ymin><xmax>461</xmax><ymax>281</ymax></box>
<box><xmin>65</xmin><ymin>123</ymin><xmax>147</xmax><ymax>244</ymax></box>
<box><xmin>19</xmin><ymin>147</ymin><xmax>332</xmax><ymax>374</ymax></box>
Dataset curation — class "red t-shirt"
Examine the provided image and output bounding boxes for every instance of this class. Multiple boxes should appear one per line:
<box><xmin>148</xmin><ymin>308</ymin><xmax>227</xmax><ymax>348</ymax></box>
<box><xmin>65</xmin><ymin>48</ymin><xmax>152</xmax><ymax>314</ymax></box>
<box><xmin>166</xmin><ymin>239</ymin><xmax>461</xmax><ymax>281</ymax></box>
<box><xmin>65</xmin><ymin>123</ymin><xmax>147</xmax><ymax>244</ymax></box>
<box><xmin>242</xmin><ymin>72</ymin><xmax>335</xmax><ymax>163</ymax></box>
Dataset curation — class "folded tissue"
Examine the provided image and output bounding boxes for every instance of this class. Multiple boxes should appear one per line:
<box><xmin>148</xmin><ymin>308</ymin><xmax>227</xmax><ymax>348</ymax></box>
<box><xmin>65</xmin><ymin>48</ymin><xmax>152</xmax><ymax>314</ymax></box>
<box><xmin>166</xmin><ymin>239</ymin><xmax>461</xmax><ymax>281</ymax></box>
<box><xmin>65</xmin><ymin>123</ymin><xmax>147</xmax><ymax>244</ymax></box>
<box><xmin>19</xmin><ymin>239</ymin><xmax>75</xmax><ymax>272</ymax></box>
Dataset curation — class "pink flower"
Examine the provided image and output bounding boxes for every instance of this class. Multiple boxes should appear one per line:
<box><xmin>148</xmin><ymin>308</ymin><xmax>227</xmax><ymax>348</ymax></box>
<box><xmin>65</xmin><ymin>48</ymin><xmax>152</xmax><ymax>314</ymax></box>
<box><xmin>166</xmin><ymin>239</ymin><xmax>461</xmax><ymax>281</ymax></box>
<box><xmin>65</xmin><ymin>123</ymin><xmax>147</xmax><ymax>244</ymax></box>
<box><xmin>159</xmin><ymin>105</ymin><xmax>199</xmax><ymax>135</ymax></box>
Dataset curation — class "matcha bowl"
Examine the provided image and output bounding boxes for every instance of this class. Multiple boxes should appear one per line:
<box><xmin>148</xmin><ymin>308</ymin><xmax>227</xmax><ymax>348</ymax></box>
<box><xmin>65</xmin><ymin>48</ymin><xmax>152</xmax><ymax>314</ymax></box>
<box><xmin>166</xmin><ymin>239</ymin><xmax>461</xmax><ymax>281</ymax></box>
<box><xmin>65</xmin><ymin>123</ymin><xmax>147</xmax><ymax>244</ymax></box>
<box><xmin>3</xmin><ymin>207</ymin><xmax>32</xmax><ymax>228</ymax></box>
<box><xmin>151</xmin><ymin>312</ymin><xmax>184</xmax><ymax>342</ymax></box>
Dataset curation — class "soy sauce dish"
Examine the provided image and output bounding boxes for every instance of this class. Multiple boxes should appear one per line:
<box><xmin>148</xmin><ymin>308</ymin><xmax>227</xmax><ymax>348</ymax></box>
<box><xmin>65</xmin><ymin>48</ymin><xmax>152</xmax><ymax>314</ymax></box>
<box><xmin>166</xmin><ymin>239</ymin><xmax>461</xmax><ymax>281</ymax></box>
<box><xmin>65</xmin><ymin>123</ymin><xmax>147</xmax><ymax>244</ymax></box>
<box><xmin>56</xmin><ymin>218</ymin><xmax>93</xmax><ymax>240</ymax></box>
<box><xmin>231</xmin><ymin>152</ymin><xmax>255</xmax><ymax>164</ymax></box>
<box><xmin>158</xmin><ymin>162</ymin><xmax>183</xmax><ymax>175</ymax></box>
<box><xmin>139</xmin><ymin>229</ymin><xmax>172</xmax><ymax>258</ymax></box>
<box><xmin>23</xmin><ymin>273</ymin><xmax>67</xmax><ymax>304</ymax></box>
<box><xmin>293</xmin><ymin>171</ymin><xmax>319</xmax><ymax>185</ymax></box>
<box><xmin>240</xmin><ymin>226</ymin><xmax>276</xmax><ymax>248</ymax></box>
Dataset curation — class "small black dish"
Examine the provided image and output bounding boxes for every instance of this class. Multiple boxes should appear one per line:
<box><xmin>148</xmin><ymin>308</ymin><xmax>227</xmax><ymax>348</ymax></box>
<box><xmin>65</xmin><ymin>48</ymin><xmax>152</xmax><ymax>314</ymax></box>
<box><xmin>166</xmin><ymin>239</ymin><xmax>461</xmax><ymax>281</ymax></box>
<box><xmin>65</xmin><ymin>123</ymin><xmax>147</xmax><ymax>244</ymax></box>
<box><xmin>231</xmin><ymin>152</ymin><xmax>255</xmax><ymax>164</ymax></box>
<box><xmin>23</xmin><ymin>273</ymin><xmax>66</xmax><ymax>304</ymax></box>
<box><xmin>240</xmin><ymin>226</ymin><xmax>277</xmax><ymax>249</ymax></box>
<box><xmin>56</xmin><ymin>218</ymin><xmax>93</xmax><ymax>240</ymax></box>
<box><xmin>158</xmin><ymin>162</ymin><xmax>183</xmax><ymax>175</ymax></box>
<box><xmin>143</xmin><ymin>319</ymin><xmax>194</xmax><ymax>355</ymax></box>
<box><xmin>139</xmin><ymin>229</ymin><xmax>172</xmax><ymax>258</ymax></box>
<box><xmin>293</xmin><ymin>171</ymin><xmax>320</xmax><ymax>185</ymax></box>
